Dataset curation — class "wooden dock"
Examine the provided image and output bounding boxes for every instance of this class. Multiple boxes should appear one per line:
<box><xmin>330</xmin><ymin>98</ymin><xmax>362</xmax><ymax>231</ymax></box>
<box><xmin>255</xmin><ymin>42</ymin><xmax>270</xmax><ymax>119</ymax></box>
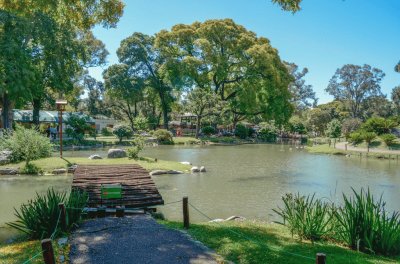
<box><xmin>72</xmin><ymin>165</ymin><xmax>164</xmax><ymax>208</ymax></box>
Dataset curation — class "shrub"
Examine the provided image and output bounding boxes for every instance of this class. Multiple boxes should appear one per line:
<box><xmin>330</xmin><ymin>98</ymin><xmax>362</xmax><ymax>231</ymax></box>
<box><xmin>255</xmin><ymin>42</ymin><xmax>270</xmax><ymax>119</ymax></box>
<box><xmin>362</xmin><ymin>132</ymin><xmax>377</xmax><ymax>151</ymax></box>
<box><xmin>20</xmin><ymin>163</ymin><xmax>43</xmax><ymax>175</ymax></box>
<box><xmin>362</xmin><ymin>117</ymin><xmax>398</xmax><ymax>135</ymax></box>
<box><xmin>258</xmin><ymin>122</ymin><xmax>278</xmax><ymax>142</ymax></box>
<box><xmin>325</xmin><ymin>119</ymin><xmax>342</xmax><ymax>138</ymax></box>
<box><xmin>201</xmin><ymin>126</ymin><xmax>215</xmax><ymax>136</ymax></box>
<box><xmin>334</xmin><ymin>188</ymin><xmax>400</xmax><ymax>256</ymax></box>
<box><xmin>65</xmin><ymin>114</ymin><xmax>95</xmax><ymax>143</ymax></box>
<box><xmin>0</xmin><ymin>126</ymin><xmax>52</xmax><ymax>166</ymax></box>
<box><xmin>234</xmin><ymin>123</ymin><xmax>249</xmax><ymax>139</ymax></box>
<box><xmin>153</xmin><ymin>129</ymin><xmax>173</xmax><ymax>144</ymax></box>
<box><xmin>273</xmin><ymin>193</ymin><xmax>333</xmax><ymax>241</ymax></box>
<box><xmin>348</xmin><ymin>132</ymin><xmax>363</xmax><ymax>145</ymax></box>
<box><xmin>113</xmin><ymin>124</ymin><xmax>133</xmax><ymax>143</ymax></box>
<box><xmin>127</xmin><ymin>136</ymin><xmax>145</xmax><ymax>160</ymax></box>
<box><xmin>7</xmin><ymin>188</ymin><xmax>88</xmax><ymax>239</ymax></box>
<box><xmin>133</xmin><ymin>116</ymin><xmax>149</xmax><ymax>132</ymax></box>
<box><xmin>380</xmin><ymin>134</ymin><xmax>397</xmax><ymax>147</ymax></box>
<box><xmin>101</xmin><ymin>127</ymin><xmax>113</xmax><ymax>136</ymax></box>
<box><xmin>341</xmin><ymin>118</ymin><xmax>362</xmax><ymax>139</ymax></box>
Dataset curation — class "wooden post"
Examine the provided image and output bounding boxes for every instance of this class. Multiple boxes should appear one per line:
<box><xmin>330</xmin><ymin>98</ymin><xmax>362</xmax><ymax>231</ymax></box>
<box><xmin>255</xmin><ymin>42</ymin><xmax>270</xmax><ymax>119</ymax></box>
<box><xmin>316</xmin><ymin>253</ymin><xmax>326</xmax><ymax>264</ymax></box>
<box><xmin>41</xmin><ymin>239</ymin><xmax>55</xmax><ymax>264</ymax></box>
<box><xmin>116</xmin><ymin>206</ymin><xmax>125</xmax><ymax>217</ymax></box>
<box><xmin>183</xmin><ymin>196</ymin><xmax>189</xmax><ymax>229</ymax></box>
<box><xmin>58</xmin><ymin>203</ymin><xmax>66</xmax><ymax>231</ymax></box>
<box><xmin>345</xmin><ymin>143</ymin><xmax>347</xmax><ymax>151</ymax></box>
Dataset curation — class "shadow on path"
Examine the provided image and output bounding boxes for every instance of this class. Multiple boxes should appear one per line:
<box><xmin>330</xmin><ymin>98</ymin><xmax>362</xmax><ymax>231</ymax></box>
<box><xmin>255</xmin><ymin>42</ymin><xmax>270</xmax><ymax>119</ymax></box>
<box><xmin>69</xmin><ymin>214</ymin><xmax>218</xmax><ymax>264</ymax></box>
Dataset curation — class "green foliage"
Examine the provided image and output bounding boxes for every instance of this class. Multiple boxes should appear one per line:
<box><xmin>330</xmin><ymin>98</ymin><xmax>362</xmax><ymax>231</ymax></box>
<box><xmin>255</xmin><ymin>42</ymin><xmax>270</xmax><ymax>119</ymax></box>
<box><xmin>7</xmin><ymin>188</ymin><xmax>88</xmax><ymax>239</ymax></box>
<box><xmin>273</xmin><ymin>193</ymin><xmax>333</xmax><ymax>241</ymax></box>
<box><xmin>112</xmin><ymin>124</ymin><xmax>133</xmax><ymax>143</ymax></box>
<box><xmin>20</xmin><ymin>163</ymin><xmax>43</xmax><ymax>175</ymax></box>
<box><xmin>326</xmin><ymin>64</ymin><xmax>385</xmax><ymax>118</ymax></box>
<box><xmin>362</xmin><ymin>117</ymin><xmax>398</xmax><ymax>135</ymax></box>
<box><xmin>133</xmin><ymin>116</ymin><xmax>149</xmax><ymax>132</ymax></box>
<box><xmin>272</xmin><ymin>0</ymin><xmax>302</xmax><ymax>12</ymax></box>
<box><xmin>275</xmin><ymin>189</ymin><xmax>400</xmax><ymax>256</ymax></box>
<box><xmin>153</xmin><ymin>129</ymin><xmax>173</xmax><ymax>144</ymax></box>
<box><xmin>325</xmin><ymin>119</ymin><xmax>342</xmax><ymax>138</ymax></box>
<box><xmin>258</xmin><ymin>121</ymin><xmax>278</xmax><ymax>142</ymax></box>
<box><xmin>334</xmin><ymin>189</ymin><xmax>400</xmax><ymax>256</ymax></box>
<box><xmin>342</xmin><ymin>118</ymin><xmax>362</xmax><ymax>139</ymax></box>
<box><xmin>288</xmin><ymin>116</ymin><xmax>307</xmax><ymax>134</ymax></box>
<box><xmin>201</xmin><ymin>126</ymin><xmax>216</xmax><ymax>136</ymax></box>
<box><xmin>127</xmin><ymin>136</ymin><xmax>145</xmax><ymax>160</ymax></box>
<box><xmin>349</xmin><ymin>132</ymin><xmax>364</xmax><ymax>145</ymax></box>
<box><xmin>101</xmin><ymin>127</ymin><xmax>113</xmax><ymax>136</ymax></box>
<box><xmin>234</xmin><ymin>124</ymin><xmax>249</xmax><ymax>139</ymax></box>
<box><xmin>380</xmin><ymin>134</ymin><xmax>397</xmax><ymax>147</ymax></box>
<box><xmin>65</xmin><ymin>114</ymin><xmax>95</xmax><ymax>144</ymax></box>
<box><xmin>362</xmin><ymin>132</ymin><xmax>377</xmax><ymax>145</ymax></box>
<box><xmin>0</xmin><ymin>126</ymin><xmax>52</xmax><ymax>165</ymax></box>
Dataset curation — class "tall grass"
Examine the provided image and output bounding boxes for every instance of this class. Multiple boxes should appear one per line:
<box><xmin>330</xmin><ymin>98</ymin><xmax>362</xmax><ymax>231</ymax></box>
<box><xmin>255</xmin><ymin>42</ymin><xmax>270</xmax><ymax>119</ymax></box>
<box><xmin>274</xmin><ymin>189</ymin><xmax>400</xmax><ymax>256</ymax></box>
<box><xmin>273</xmin><ymin>193</ymin><xmax>333</xmax><ymax>241</ymax></box>
<box><xmin>7</xmin><ymin>188</ymin><xmax>88</xmax><ymax>239</ymax></box>
<box><xmin>334</xmin><ymin>188</ymin><xmax>400</xmax><ymax>256</ymax></box>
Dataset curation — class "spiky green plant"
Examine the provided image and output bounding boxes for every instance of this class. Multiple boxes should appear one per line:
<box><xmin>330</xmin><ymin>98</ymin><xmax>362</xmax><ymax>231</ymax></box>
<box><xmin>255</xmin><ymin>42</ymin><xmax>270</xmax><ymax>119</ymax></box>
<box><xmin>7</xmin><ymin>188</ymin><xmax>87</xmax><ymax>239</ymax></box>
<box><xmin>334</xmin><ymin>188</ymin><xmax>400</xmax><ymax>256</ymax></box>
<box><xmin>273</xmin><ymin>193</ymin><xmax>333</xmax><ymax>241</ymax></box>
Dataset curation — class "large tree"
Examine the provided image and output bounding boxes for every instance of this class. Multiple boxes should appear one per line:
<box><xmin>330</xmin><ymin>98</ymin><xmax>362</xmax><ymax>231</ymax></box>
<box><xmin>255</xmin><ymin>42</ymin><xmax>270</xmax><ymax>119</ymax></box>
<box><xmin>103</xmin><ymin>63</ymin><xmax>143</xmax><ymax>131</ymax></box>
<box><xmin>0</xmin><ymin>0</ymin><xmax>124</xmax><ymax>128</ymax></box>
<box><xmin>111</xmin><ymin>33</ymin><xmax>176</xmax><ymax>129</ymax></box>
<box><xmin>156</xmin><ymin>19</ymin><xmax>293</xmax><ymax>126</ymax></box>
<box><xmin>325</xmin><ymin>64</ymin><xmax>385</xmax><ymax>118</ymax></box>
<box><xmin>285</xmin><ymin>62</ymin><xmax>317</xmax><ymax>112</ymax></box>
<box><xmin>184</xmin><ymin>88</ymin><xmax>220</xmax><ymax>138</ymax></box>
<box><xmin>392</xmin><ymin>86</ymin><xmax>400</xmax><ymax>115</ymax></box>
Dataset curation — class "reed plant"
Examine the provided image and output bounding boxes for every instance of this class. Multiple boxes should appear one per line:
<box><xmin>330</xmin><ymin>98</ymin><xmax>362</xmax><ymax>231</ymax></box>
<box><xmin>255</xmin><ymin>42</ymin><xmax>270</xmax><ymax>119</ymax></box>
<box><xmin>334</xmin><ymin>188</ymin><xmax>400</xmax><ymax>256</ymax></box>
<box><xmin>7</xmin><ymin>188</ymin><xmax>88</xmax><ymax>239</ymax></box>
<box><xmin>274</xmin><ymin>189</ymin><xmax>400</xmax><ymax>256</ymax></box>
<box><xmin>273</xmin><ymin>193</ymin><xmax>333</xmax><ymax>241</ymax></box>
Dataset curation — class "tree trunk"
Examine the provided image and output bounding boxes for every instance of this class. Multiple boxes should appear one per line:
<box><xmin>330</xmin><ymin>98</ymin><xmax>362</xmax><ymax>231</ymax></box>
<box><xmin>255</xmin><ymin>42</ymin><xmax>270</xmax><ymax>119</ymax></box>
<box><xmin>32</xmin><ymin>98</ymin><xmax>41</xmax><ymax>129</ymax></box>
<box><xmin>1</xmin><ymin>93</ymin><xmax>13</xmax><ymax>129</ymax></box>
<box><xmin>195</xmin><ymin>116</ymin><xmax>201</xmax><ymax>139</ymax></box>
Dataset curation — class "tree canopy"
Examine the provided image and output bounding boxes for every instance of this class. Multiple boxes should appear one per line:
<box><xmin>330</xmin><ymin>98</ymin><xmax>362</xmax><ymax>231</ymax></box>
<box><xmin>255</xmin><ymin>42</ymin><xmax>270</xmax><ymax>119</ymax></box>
<box><xmin>326</xmin><ymin>64</ymin><xmax>385</xmax><ymax>119</ymax></box>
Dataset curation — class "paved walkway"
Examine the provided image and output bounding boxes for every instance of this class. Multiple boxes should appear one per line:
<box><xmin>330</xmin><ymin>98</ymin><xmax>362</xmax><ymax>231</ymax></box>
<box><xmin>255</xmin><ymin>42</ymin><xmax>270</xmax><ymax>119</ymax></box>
<box><xmin>335</xmin><ymin>142</ymin><xmax>400</xmax><ymax>154</ymax></box>
<box><xmin>69</xmin><ymin>214</ymin><xmax>219</xmax><ymax>264</ymax></box>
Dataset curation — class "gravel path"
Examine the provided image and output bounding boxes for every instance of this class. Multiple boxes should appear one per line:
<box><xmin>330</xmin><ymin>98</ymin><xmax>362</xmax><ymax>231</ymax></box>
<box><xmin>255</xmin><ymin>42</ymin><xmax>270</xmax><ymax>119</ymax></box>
<box><xmin>69</xmin><ymin>214</ymin><xmax>219</xmax><ymax>264</ymax></box>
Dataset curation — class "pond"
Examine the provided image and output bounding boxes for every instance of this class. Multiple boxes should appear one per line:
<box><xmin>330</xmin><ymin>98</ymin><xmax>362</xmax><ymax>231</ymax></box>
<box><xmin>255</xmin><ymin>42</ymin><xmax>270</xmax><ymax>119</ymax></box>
<box><xmin>1</xmin><ymin>144</ymin><xmax>399</xmax><ymax>242</ymax></box>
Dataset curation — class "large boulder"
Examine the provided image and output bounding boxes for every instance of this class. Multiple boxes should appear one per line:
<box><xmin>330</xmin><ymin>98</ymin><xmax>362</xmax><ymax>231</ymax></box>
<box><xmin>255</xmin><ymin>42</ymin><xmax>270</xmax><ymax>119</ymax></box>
<box><xmin>0</xmin><ymin>150</ymin><xmax>12</xmax><ymax>165</ymax></box>
<box><xmin>107</xmin><ymin>149</ymin><xmax>127</xmax><ymax>159</ymax></box>
<box><xmin>68</xmin><ymin>165</ymin><xmax>78</xmax><ymax>173</ymax></box>
<box><xmin>200</xmin><ymin>166</ymin><xmax>206</xmax><ymax>172</ymax></box>
<box><xmin>0</xmin><ymin>168</ymin><xmax>18</xmax><ymax>175</ymax></box>
<box><xmin>191</xmin><ymin>166</ymin><xmax>200</xmax><ymax>173</ymax></box>
<box><xmin>89</xmin><ymin>154</ymin><xmax>102</xmax><ymax>160</ymax></box>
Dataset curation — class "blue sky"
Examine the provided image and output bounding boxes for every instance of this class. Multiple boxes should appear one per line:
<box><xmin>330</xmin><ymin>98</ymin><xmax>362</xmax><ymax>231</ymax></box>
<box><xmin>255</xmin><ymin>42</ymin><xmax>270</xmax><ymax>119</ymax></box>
<box><xmin>89</xmin><ymin>0</ymin><xmax>400</xmax><ymax>104</ymax></box>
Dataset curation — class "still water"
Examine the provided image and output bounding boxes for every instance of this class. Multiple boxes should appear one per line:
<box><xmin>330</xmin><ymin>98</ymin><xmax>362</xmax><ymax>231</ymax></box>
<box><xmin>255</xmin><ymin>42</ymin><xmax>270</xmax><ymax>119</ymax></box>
<box><xmin>0</xmin><ymin>144</ymin><xmax>399</xmax><ymax>242</ymax></box>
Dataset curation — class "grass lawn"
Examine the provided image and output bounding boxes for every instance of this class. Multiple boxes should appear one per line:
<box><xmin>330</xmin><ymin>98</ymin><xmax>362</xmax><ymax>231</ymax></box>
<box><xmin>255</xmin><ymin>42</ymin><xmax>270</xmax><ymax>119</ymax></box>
<box><xmin>0</xmin><ymin>238</ymin><xmax>68</xmax><ymax>264</ymax></box>
<box><xmin>172</xmin><ymin>136</ymin><xmax>201</xmax><ymax>145</ymax></box>
<box><xmin>0</xmin><ymin>157</ymin><xmax>191</xmax><ymax>174</ymax></box>
<box><xmin>160</xmin><ymin>220</ymin><xmax>399</xmax><ymax>264</ymax></box>
<box><xmin>306</xmin><ymin>144</ymin><xmax>346</xmax><ymax>155</ymax></box>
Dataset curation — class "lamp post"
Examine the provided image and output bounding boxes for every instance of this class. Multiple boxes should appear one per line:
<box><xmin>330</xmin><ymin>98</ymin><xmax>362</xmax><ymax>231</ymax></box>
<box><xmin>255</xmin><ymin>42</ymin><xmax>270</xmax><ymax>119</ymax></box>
<box><xmin>56</xmin><ymin>99</ymin><xmax>67</xmax><ymax>158</ymax></box>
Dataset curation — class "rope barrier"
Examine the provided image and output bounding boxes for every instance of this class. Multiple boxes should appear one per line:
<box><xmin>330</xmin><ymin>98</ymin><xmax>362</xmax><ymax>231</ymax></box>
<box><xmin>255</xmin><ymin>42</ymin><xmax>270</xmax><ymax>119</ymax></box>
<box><xmin>188</xmin><ymin>201</ymin><xmax>315</xmax><ymax>261</ymax></box>
<box><xmin>163</xmin><ymin>199</ymin><xmax>183</xmax><ymax>205</ymax></box>
<box><xmin>21</xmin><ymin>249</ymin><xmax>45</xmax><ymax>264</ymax></box>
<box><xmin>50</xmin><ymin>210</ymin><xmax>62</xmax><ymax>240</ymax></box>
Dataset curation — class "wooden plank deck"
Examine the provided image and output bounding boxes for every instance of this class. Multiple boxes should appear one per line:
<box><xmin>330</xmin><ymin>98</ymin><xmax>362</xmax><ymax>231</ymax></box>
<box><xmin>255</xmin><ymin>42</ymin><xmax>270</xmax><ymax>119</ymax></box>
<box><xmin>72</xmin><ymin>164</ymin><xmax>164</xmax><ymax>208</ymax></box>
